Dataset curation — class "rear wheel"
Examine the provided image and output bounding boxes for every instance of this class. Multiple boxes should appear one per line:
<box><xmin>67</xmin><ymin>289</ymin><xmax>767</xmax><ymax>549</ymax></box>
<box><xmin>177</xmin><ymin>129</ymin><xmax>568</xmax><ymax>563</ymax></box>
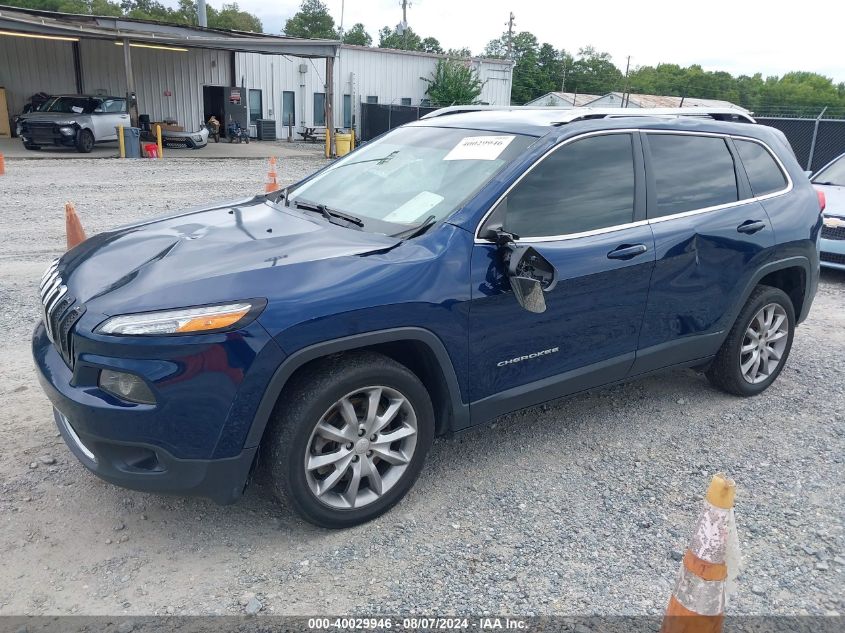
<box><xmin>76</xmin><ymin>129</ymin><xmax>94</xmax><ymax>153</ymax></box>
<box><xmin>706</xmin><ymin>285</ymin><xmax>795</xmax><ymax>396</ymax></box>
<box><xmin>265</xmin><ymin>351</ymin><xmax>434</xmax><ymax>528</ymax></box>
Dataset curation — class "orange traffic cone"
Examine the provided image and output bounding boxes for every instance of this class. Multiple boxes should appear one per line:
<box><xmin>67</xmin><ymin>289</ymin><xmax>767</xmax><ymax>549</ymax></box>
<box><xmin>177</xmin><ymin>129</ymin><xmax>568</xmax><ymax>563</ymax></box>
<box><xmin>65</xmin><ymin>202</ymin><xmax>87</xmax><ymax>250</ymax></box>
<box><xmin>661</xmin><ymin>473</ymin><xmax>739</xmax><ymax>633</ymax></box>
<box><xmin>0</xmin><ymin>152</ymin><xmax>6</xmax><ymax>176</ymax></box>
<box><xmin>265</xmin><ymin>156</ymin><xmax>279</xmax><ymax>193</ymax></box>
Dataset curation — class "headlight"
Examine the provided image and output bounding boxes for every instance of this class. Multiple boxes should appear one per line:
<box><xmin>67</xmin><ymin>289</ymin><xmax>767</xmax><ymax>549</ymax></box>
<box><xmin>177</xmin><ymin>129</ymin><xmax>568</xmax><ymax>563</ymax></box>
<box><xmin>98</xmin><ymin>301</ymin><xmax>263</xmax><ymax>336</ymax></box>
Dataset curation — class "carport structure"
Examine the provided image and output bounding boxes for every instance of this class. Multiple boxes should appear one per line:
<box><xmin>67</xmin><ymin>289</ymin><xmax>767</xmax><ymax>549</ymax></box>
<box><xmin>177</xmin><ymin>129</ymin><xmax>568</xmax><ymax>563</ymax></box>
<box><xmin>0</xmin><ymin>5</ymin><xmax>340</xmax><ymax>151</ymax></box>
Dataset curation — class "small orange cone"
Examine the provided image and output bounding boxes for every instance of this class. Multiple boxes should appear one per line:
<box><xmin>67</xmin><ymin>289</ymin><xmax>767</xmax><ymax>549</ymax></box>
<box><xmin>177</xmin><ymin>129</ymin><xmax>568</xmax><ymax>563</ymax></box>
<box><xmin>0</xmin><ymin>152</ymin><xmax>6</xmax><ymax>176</ymax></box>
<box><xmin>661</xmin><ymin>473</ymin><xmax>739</xmax><ymax>633</ymax></box>
<box><xmin>265</xmin><ymin>156</ymin><xmax>279</xmax><ymax>193</ymax></box>
<box><xmin>65</xmin><ymin>202</ymin><xmax>87</xmax><ymax>250</ymax></box>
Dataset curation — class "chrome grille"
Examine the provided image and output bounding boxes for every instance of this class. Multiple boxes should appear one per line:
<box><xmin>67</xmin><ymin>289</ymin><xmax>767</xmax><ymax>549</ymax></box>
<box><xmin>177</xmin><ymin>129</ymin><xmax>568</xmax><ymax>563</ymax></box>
<box><xmin>39</xmin><ymin>259</ymin><xmax>85</xmax><ymax>367</ymax></box>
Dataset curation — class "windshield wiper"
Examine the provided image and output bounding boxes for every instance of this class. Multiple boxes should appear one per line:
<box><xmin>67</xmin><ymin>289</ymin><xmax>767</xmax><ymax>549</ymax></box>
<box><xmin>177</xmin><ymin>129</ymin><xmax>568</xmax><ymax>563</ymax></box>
<box><xmin>392</xmin><ymin>215</ymin><xmax>437</xmax><ymax>239</ymax></box>
<box><xmin>294</xmin><ymin>200</ymin><xmax>364</xmax><ymax>227</ymax></box>
<box><xmin>332</xmin><ymin>150</ymin><xmax>400</xmax><ymax>169</ymax></box>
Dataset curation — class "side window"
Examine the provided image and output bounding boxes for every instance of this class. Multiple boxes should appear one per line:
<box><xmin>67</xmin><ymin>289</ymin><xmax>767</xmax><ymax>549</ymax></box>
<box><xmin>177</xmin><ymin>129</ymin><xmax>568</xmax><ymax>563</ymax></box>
<box><xmin>503</xmin><ymin>133</ymin><xmax>636</xmax><ymax>238</ymax></box>
<box><xmin>102</xmin><ymin>99</ymin><xmax>126</xmax><ymax>113</ymax></box>
<box><xmin>647</xmin><ymin>134</ymin><xmax>738</xmax><ymax>218</ymax></box>
<box><xmin>735</xmin><ymin>139</ymin><xmax>787</xmax><ymax>196</ymax></box>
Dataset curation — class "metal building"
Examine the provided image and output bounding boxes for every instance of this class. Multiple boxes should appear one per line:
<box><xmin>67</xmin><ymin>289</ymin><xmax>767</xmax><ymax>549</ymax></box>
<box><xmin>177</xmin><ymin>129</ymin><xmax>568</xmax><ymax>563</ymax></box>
<box><xmin>0</xmin><ymin>6</ymin><xmax>513</xmax><ymax>143</ymax></box>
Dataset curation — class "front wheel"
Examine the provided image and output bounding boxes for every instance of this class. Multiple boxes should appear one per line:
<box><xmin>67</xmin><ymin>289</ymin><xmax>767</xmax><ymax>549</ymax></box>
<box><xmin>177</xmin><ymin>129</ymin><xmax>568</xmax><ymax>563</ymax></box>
<box><xmin>76</xmin><ymin>129</ymin><xmax>94</xmax><ymax>153</ymax></box>
<box><xmin>706</xmin><ymin>285</ymin><xmax>795</xmax><ymax>396</ymax></box>
<box><xmin>264</xmin><ymin>351</ymin><xmax>434</xmax><ymax>528</ymax></box>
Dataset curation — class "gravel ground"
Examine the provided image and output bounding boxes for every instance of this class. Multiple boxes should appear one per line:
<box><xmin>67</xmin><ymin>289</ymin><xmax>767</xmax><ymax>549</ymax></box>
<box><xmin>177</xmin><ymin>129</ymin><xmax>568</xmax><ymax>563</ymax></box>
<box><xmin>0</xmin><ymin>157</ymin><xmax>843</xmax><ymax>617</ymax></box>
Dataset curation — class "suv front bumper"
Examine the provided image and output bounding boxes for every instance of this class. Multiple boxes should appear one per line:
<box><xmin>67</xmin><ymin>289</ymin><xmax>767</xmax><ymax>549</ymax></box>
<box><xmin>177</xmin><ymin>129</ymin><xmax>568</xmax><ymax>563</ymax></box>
<box><xmin>51</xmin><ymin>406</ymin><xmax>256</xmax><ymax>504</ymax></box>
<box><xmin>32</xmin><ymin>319</ymin><xmax>281</xmax><ymax>504</ymax></box>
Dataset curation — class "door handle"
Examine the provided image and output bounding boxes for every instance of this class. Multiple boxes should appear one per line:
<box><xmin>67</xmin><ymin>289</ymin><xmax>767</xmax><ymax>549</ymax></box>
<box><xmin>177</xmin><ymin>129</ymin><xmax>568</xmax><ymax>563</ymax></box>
<box><xmin>737</xmin><ymin>220</ymin><xmax>766</xmax><ymax>234</ymax></box>
<box><xmin>607</xmin><ymin>243</ymin><xmax>648</xmax><ymax>260</ymax></box>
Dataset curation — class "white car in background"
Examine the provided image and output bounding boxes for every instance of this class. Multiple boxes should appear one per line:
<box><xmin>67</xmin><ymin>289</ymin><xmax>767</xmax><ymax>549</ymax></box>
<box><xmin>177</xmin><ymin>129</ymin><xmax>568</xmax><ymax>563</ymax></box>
<box><xmin>18</xmin><ymin>95</ymin><xmax>129</xmax><ymax>153</ymax></box>
<box><xmin>812</xmin><ymin>152</ymin><xmax>845</xmax><ymax>271</ymax></box>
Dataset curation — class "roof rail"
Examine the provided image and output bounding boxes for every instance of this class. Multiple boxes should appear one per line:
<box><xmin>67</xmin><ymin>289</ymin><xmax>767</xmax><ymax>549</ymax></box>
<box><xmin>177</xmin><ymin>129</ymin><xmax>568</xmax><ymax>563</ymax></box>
<box><xmin>421</xmin><ymin>105</ymin><xmax>756</xmax><ymax>124</ymax></box>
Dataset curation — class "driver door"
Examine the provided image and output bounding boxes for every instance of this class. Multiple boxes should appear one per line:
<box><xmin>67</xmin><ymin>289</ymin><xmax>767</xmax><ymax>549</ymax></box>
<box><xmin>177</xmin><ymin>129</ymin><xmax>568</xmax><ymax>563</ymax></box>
<box><xmin>467</xmin><ymin>131</ymin><xmax>656</xmax><ymax>421</ymax></box>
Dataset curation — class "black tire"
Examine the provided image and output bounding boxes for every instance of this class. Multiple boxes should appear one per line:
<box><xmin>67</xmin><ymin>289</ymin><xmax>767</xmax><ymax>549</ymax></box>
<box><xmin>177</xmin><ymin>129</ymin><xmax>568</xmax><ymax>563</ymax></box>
<box><xmin>264</xmin><ymin>351</ymin><xmax>434</xmax><ymax>528</ymax></box>
<box><xmin>23</xmin><ymin>143</ymin><xmax>40</xmax><ymax>150</ymax></box>
<box><xmin>76</xmin><ymin>129</ymin><xmax>94</xmax><ymax>153</ymax></box>
<box><xmin>706</xmin><ymin>285</ymin><xmax>795</xmax><ymax>396</ymax></box>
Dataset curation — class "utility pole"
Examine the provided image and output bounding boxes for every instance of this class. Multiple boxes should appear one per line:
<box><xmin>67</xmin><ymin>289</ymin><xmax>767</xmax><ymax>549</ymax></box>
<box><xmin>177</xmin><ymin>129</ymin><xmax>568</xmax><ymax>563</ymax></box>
<box><xmin>197</xmin><ymin>0</ymin><xmax>207</xmax><ymax>27</ymax></box>
<box><xmin>622</xmin><ymin>55</ymin><xmax>631</xmax><ymax>107</ymax></box>
<box><xmin>399</xmin><ymin>0</ymin><xmax>410</xmax><ymax>49</ymax></box>
<box><xmin>505</xmin><ymin>12</ymin><xmax>515</xmax><ymax>60</ymax></box>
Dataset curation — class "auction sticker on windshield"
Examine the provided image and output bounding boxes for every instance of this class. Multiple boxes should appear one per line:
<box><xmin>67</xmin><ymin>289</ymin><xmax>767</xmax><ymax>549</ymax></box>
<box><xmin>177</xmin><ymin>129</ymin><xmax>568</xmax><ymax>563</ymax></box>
<box><xmin>444</xmin><ymin>135</ymin><xmax>515</xmax><ymax>161</ymax></box>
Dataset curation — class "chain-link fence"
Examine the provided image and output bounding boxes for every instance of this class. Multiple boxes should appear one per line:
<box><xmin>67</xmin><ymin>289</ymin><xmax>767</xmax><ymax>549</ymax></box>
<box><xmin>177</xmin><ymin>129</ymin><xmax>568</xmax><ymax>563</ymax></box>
<box><xmin>754</xmin><ymin>107</ymin><xmax>845</xmax><ymax>173</ymax></box>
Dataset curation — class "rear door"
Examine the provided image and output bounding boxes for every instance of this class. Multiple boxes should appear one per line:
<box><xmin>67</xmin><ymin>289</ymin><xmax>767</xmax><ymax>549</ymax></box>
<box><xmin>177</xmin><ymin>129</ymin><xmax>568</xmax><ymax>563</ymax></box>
<box><xmin>631</xmin><ymin>131</ymin><xmax>777</xmax><ymax>374</ymax></box>
<box><xmin>468</xmin><ymin>131</ymin><xmax>656</xmax><ymax>420</ymax></box>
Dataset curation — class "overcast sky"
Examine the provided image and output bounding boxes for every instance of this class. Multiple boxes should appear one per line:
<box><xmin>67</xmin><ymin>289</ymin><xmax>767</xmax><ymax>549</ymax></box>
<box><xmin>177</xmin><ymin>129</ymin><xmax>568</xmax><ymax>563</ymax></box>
<box><xmin>225</xmin><ymin>0</ymin><xmax>843</xmax><ymax>83</ymax></box>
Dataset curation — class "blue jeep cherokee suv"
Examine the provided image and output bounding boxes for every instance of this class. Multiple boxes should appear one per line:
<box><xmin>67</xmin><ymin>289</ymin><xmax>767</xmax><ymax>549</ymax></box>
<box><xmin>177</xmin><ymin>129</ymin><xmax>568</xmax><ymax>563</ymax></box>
<box><xmin>33</xmin><ymin>107</ymin><xmax>822</xmax><ymax>527</ymax></box>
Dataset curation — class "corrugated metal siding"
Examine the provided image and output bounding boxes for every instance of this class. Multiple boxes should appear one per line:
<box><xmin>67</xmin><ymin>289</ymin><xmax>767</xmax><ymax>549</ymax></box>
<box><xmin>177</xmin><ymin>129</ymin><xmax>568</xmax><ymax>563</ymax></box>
<box><xmin>236</xmin><ymin>47</ymin><xmax>513</xmax><ymax>136</ymax></box>
<box><xmin>235</xmin><ymin>53</ymin><xmax>326</xmax><ymax>130</ymax></box>
<box><xmin>1</xmin><ymin>33</ymin><xmax>511</xmax><ymax>135</ymax></box>
<box><xmin>0</xmin><ymin>36</ymin><xmax>77</xmax><ymax>115</ymax></box>
<box><xmin>80</xmin><ymin>40</ymin><xmax>230</xmax><ymax>128</ymax></box>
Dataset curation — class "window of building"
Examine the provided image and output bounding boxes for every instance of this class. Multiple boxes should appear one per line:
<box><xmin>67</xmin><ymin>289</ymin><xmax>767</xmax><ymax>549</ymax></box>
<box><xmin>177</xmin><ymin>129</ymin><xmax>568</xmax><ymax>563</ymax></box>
<box><xmin>282</xmin><ymin>91</ymin><xmax>295</xmax><ymax>127</ymax></box>
<box><xmin>343</xmin><ymin>94</ymin><xmax>352</xmax><ymax>128</ymax></box>
<box><xmin>734</xmin><ymin>139</ymin><xmax>787</xmax><ymax>196</ymax></box>
<box><xmin>366</xmin><ymin>95</ymin><xmax>378</xmax><ymax>104</ymax></box>
<box><xmin>248</xmin><ymin>89</ymin><xmax>262</xmax><ymax>122</ymax></box>
<box><xmin>313</xmin><ymin>92</ymin><xmax>326</xmax><ymax>126</ymax></box>
<box><xmin>503</xmin><ymin>133</ymin><xmax>636</xmax><ymax>238</ymax></box>
<box><xmin>400</xmin><ymin>97</ymin><xmax>412</xmax><ymax>106</ymax></box>
<box><xmin>647</xmin><ymin>134</ymin><xmax>738</xmax><ymax>218</ymax></box>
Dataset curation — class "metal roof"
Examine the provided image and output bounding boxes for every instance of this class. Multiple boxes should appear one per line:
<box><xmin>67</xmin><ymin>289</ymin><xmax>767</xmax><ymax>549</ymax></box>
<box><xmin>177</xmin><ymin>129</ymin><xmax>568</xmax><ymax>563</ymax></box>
<box><xmin>598</xmin><ymin>91</ymin><xmax>747</xmax><ymax>111</ymax></box>
<box><xmin>524</xmin><ymin>92</ymin><xmax>602</xmax><ymax>107</ymax></box>
<box><xmin>0</xmin><ymin>4</ymin><xmax>339</xmax><ymax>57</ymax></box>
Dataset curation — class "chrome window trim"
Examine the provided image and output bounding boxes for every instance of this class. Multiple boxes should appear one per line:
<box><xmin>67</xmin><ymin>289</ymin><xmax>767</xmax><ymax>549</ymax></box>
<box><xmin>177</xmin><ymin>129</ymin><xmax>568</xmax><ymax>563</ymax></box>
<box><xmin>473</xmin><ymin>129</ymin><xmax>793</xmax><ymax>244</ymax></box>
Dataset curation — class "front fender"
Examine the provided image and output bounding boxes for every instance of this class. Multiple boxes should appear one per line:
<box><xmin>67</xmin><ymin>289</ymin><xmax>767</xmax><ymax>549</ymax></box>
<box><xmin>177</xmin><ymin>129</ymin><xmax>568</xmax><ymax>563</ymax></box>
<box><xmin>243</xmin><ymin>327</ymin><xmax>468</xmax><ymax>449</ymax></box>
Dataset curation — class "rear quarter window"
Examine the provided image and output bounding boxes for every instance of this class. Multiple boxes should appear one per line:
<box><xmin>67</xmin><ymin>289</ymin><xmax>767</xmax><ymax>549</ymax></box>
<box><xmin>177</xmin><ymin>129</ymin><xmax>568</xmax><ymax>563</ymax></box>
<box><xmin>735</xmin><ymin>139</ymin><xmax>788</xmax><ymax>196</ymax></box>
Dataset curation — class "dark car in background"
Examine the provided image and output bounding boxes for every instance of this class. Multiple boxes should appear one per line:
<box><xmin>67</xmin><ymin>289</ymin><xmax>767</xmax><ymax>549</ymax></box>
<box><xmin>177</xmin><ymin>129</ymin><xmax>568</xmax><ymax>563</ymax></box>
<box><xmin>32</xmin><ymin>106</ymin><xmax>821</xmax><ymax>528</ymax></box>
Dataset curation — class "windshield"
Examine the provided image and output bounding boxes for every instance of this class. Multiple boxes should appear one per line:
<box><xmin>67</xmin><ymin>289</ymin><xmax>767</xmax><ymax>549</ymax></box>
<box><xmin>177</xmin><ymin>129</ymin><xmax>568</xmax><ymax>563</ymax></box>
<box><xmin>40</xmin><ymin>96</ymin><xmax>99</xmax><ymax>115</ymax></box>
<box><xmin>813</xmin><ymin>154</ymin><xmax>845</xmax><ymax>187</ymax></box>
<box><xmin>287</xmin><ymin>126</ymin><xmax>534</xmax><ymax>231</ymax></box>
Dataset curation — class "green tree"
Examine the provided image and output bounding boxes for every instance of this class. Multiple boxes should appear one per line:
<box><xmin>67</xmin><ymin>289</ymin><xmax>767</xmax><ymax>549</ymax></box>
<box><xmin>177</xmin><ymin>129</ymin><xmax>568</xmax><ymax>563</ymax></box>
<box><xmin>342</xmin><ymin>22</ymin><xmax>371</xmax><ymax>46</ymax></box>
<box><xmin>378</xmin><ymin>25</ymin><xmax>422</xmax><ymax>50</ymax></box>
<box><xmin>283</xmin><ymin>0</ymin><xmax>337</xmax><ymax>39</ymax></box>
<box><xmin>209</xmin><ymin>2</ymin><xmax>261</xmax><ymax>31</ymax></box>
<box><xmin>422</xmin><ymin>58</ymin><xmax>483</xmax><ymax>105</ymax></box>
<box><xmin>446</xmin><ymin>47</ymin><xmax>472</xmax><ymax>58</ymax></box>
<box><xmin>420</xmin><ymin>36</ymin><xmax>443</xmax><ymax>54</ymax></box>
<box><xmin>567</xmin><ymin>46</ymin><xmax>623</xmax><ymax>96</ymax></box>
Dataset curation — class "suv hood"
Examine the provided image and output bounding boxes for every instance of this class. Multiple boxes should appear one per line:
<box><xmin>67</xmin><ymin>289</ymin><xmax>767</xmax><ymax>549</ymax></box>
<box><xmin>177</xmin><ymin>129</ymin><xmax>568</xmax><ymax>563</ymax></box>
<box><xmin>61</xmin><ymin>197</ymin><xmax>401</xmax><ymax>312</ymax></box>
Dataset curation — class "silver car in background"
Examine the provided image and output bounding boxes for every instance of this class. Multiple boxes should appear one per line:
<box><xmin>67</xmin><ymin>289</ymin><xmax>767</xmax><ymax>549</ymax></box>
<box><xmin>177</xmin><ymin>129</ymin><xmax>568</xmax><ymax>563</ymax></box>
<box><xmin>812</xmin><ymin>152</ymin><xmax>845</xmax><ymax>271</ymax></box>
<box><xmin>18</xmin><ymin>95</ymin><xmax>129</xmax><ymax>153</ymax></box>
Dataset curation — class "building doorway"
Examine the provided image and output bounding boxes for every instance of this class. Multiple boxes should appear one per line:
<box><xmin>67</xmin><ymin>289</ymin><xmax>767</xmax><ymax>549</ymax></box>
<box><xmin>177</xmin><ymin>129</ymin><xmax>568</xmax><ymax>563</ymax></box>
<box><xmin>203</xmin><ymin>85</ymin><xmax>226</xmax><ymax>136</ymax></box>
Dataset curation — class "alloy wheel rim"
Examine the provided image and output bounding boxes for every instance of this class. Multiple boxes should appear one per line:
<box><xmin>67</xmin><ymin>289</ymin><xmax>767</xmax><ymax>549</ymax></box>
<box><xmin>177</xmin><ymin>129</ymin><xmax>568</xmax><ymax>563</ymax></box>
<box><xmin>739</xmin><ymin>302</ymin><xmax>789</xmax><ymax>384</ymax></box>
<box><xmin>304</xmin><ymin>386</ymin><xmax>418</xmax><ymax>510</ymax></box>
